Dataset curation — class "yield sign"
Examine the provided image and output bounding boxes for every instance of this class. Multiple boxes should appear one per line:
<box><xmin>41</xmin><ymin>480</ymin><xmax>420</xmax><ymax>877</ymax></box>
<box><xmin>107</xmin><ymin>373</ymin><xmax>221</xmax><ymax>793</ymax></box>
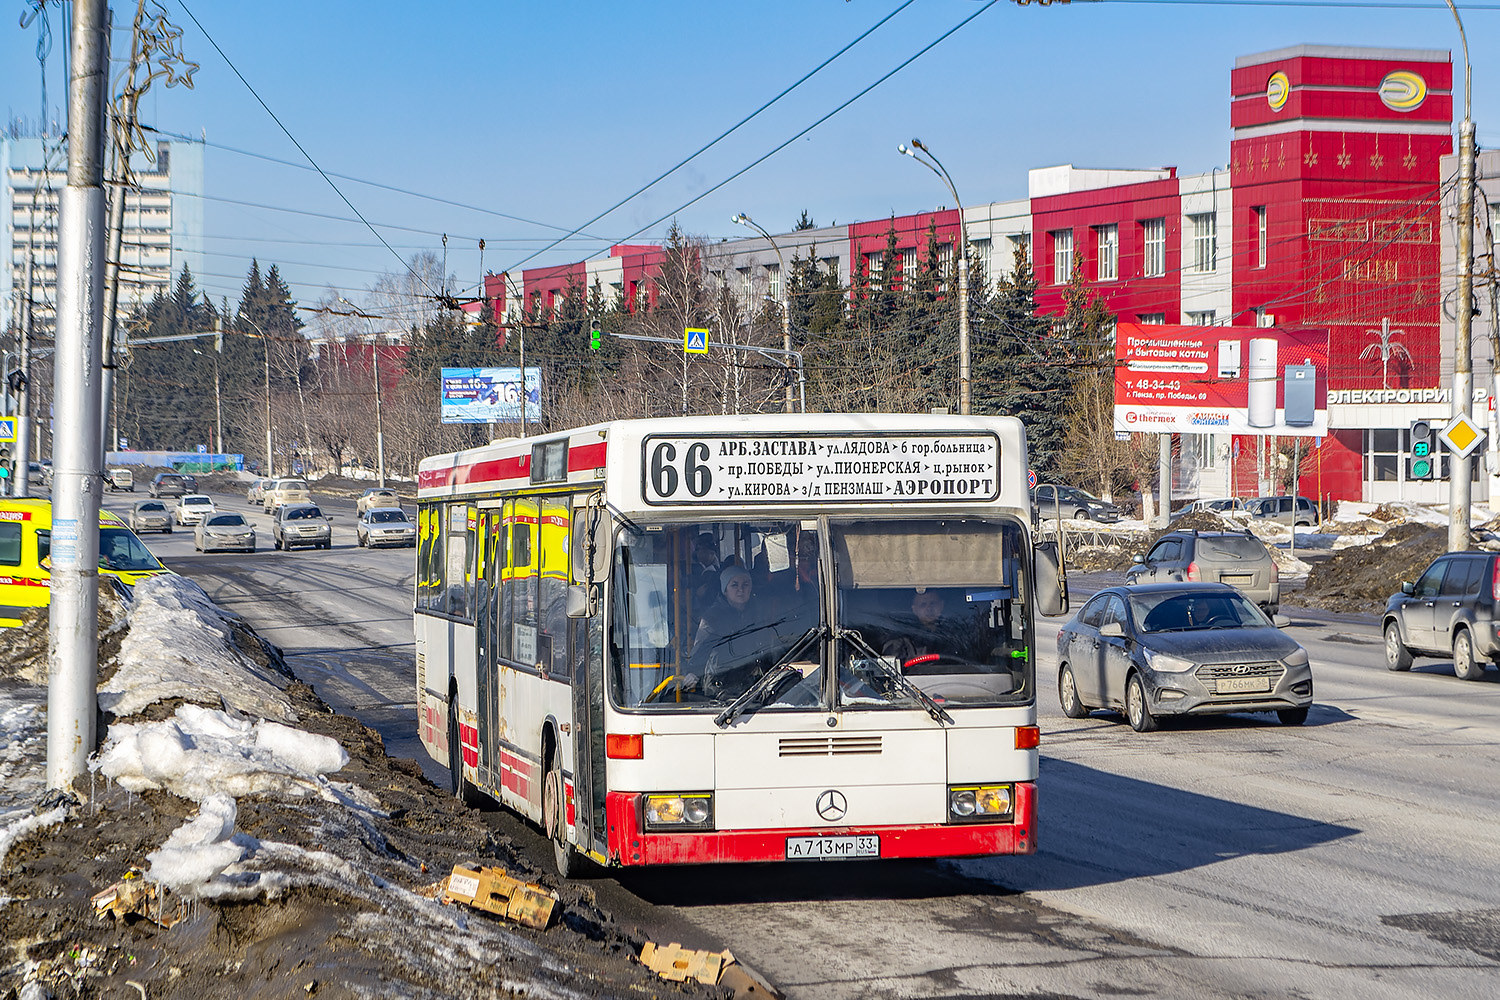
<box><xmin>1438</xmin><ymin>413</ymin><xmax>1485</xmax><ymax>459</ymax></box>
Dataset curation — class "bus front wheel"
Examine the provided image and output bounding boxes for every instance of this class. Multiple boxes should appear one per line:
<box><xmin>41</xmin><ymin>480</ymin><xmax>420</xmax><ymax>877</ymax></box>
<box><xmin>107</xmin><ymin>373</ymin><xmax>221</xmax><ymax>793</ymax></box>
<box><xmin>543</xmin><ymin>760</ymin><xmax>575</xmax><ymax>878</ymax></box>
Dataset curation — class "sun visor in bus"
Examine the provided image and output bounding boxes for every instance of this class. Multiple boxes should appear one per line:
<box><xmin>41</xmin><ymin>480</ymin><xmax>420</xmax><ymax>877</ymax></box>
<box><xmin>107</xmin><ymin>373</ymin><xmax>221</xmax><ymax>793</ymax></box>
<box><xmin>832</xmin><ymin>522</ymin><xmax>1009</xmax><ymax>588</ymax></box>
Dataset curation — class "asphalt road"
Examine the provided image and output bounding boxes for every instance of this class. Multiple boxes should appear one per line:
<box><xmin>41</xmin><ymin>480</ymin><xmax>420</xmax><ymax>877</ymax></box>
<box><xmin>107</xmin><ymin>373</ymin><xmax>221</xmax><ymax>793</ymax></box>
<box><xmin>117</xmin><ymin>485</ymin><xmax>1500</xmax><ymax>999</ymax></box>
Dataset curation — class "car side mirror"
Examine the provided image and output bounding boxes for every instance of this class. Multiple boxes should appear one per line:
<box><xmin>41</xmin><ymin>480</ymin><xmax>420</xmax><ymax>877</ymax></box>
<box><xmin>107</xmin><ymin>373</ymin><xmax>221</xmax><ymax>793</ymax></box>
<box><xmin>1401</xmin><ymin>581</ymin><xmax>1414</xmax><ymax>595</ymax></box>
<box><xmin>1132</xmin><ymin>554</ymin><xmax>1146</xmax><ymax>564</ymax></box>
<box><xmin>1099</xmin><ymin>622</ymin><xmax>1126</xmax><ymax>639</ymax></box>
<box><xmin>1272</xmin><ymin>613</ymin><xmax>1291</xmax><ymax>628</ymax></box>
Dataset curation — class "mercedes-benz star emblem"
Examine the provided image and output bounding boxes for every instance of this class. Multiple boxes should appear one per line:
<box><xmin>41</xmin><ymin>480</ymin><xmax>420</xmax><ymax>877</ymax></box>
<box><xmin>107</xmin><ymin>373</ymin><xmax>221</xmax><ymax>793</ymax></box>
<box><xmin>816</xmin><ymin>789</ymin><xmax>847</xmax><ymax>822</ymax></box>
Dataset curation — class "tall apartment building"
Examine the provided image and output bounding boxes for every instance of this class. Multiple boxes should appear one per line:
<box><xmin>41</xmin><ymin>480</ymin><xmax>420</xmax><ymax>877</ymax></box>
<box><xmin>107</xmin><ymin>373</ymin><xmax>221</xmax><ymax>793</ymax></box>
<box><xmin>2</xmin><ymin>133</ymin><xmax>205</xmax><ymax>338</ymax></box>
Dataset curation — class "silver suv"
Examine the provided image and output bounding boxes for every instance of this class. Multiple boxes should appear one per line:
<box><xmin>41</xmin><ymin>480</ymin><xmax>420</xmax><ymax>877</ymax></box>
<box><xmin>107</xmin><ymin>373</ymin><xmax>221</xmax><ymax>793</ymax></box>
<box><xmin>273</xmin><ymin>502</ymin><xmax>331</xmax><ymax>551</ymax></box>
<box><xmin>1128</xmin><ymin>529</ymin><xmax>1280</xmax><ymax>613</ymax></box>
<box><xmin>1247</xmin><ymin>495</ymin><xmax>1318</xmax><ymax>527</ymax></box>
<box><xmin>1384</xmin><ymin>551</ymin><xmax>1500</xmax><ymax>680</ymax></box>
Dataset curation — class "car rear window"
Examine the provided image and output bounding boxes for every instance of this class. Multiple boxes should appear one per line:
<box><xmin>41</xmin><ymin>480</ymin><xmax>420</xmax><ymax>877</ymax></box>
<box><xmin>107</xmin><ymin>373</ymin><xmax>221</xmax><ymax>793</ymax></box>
<box><xmin>1198</xmin><ymin>535</ymin><xmax>1266</xmax><ymax>561</ymax></box>
<box><xmin>277</xmin><ymin>480</ymin><xmax>308</xmax><ymax>491</ymax></box>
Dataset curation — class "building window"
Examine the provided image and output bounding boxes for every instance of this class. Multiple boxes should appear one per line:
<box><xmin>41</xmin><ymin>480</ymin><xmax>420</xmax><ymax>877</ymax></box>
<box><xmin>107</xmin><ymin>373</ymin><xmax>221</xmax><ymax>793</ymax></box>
<box><xmin>1190</xmin><ymin>213</ymin><xmax>1218</xmax><ymax>273</ymax></box>
<box><xmin>971</xmin><ymin>238</ymin><xmax>991</xmax><ymax>287</ymax></box>
<box><xmin>1138</xmin><ymin>313</ymin><xmax>1166</xmax><ymax>325</ymax></box>
<box><xmin>1196</xmin><ymin>434</ymin><xmax>1218</xmax><ymax>470</ymax></box>
<box><xmin>1095</xmin><ymin>224</ymin><xmax>1118</xmax><ymax>281</ymax></box>
<box><xmin>866</xmin><ymin>251</ymin><xmax>882</xmax><ymax>284</ymax></box>
<box><xmin>901</xmin><ymin>248</ymin><xmax>918</xmax><ymax>289</ymax></box>
<box><xmin>1051</xmin><ymin>229</ymin><xmax>1073</xmax><ymax>283</ymax></box>
<box><xmin>1143</xmin><ymin>218</ymin><xmax>1166</xmax><ymax>277</ymax></box>
<box><xmin>1187</xmin><ymin>310</ymin><xmax>1216</xmax><ymax>326</ymax></box>
<box><xmin>1254</xmin><ymin>206</ymin><xmax>1268</xmax><ymax>269</ymax></box>
<box><xmin>766</xmin><ymin>263</ymin><xmax>781</xmax><ymax>304</ymax></box>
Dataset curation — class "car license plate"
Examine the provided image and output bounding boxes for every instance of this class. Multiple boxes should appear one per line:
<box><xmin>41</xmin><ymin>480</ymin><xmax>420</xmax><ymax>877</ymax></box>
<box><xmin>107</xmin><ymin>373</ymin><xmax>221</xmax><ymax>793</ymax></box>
<box><xmin>1223</xmin><ymin>574</ymin><xmax>1253</xmax><ymax>585</ymax></box>
<box><xmin>1217</xmin><ymin>676</ymin><xmax>1271</xmax><ymax>694</ymax></box>
<box><xmin>785</xmin><ymin>835</ymin><xmax>879</xmax><ymax>860</ymax></box>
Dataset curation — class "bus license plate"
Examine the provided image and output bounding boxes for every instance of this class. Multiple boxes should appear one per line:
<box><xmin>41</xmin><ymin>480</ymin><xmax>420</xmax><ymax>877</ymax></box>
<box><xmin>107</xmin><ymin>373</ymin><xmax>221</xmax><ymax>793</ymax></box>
<box><xmin>785</xmin><ymin>835</ymin><xmax>879</xmax><ymax>860</ymax></box>
<box><xmin>1217</xmin><ymin>676</ymin><xmax>1271</xmax><ymax>694</ymax></box>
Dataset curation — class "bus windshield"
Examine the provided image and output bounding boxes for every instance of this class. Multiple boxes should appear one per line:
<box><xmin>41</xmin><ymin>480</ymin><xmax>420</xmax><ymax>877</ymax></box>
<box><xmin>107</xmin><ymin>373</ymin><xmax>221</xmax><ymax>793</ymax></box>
<box><xmin>610</xmin><ymin>518</ymin><xmax>1032</xmax><ymax>714</ymax></box>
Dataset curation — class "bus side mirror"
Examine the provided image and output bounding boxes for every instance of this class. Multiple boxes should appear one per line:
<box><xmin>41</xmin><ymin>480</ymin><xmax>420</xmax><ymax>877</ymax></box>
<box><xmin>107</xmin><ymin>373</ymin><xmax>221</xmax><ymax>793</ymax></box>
<box><xmin>571</xmin><ymin>506</ymin><xmax>613</xmax><ymax>584</ymax></box>
<box><xmin>1034</xmin><ymin>541</ymin><xmax>1068</xmax><ymax>617</ymax></box>
<box><xmin>566</xmin><ymin>584</ymin><xmax>590</xmax><ymax>619</ymax></box>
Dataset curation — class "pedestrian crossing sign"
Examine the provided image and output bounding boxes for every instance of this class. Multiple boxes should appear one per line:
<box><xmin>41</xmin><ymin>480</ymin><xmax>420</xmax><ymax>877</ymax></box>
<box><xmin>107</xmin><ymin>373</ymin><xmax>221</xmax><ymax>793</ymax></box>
<box><xmin>684</xmin><ymin>328</ymin><xmax>709</xmax><ymax>354</ymax></box>
<box><xmin>0</xmin><ymin>417</ymin><xmax>15</xmax><ymax>443</ymax></box>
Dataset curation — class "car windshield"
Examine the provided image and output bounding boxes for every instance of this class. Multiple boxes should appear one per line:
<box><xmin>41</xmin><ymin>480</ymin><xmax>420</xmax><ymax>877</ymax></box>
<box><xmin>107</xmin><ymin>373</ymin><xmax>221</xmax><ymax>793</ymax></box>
<box><xmin>205</xmin><ymin>514</ymin><xmax>245</xmax><ymax>527</ymax></box>
<box><xmin>370</xmin><ymin>510</ymin><xmax>407</xmax><ymax>523</ymax></box>
<box><xmin>610</xmin><ymin>517</ymin><xmax>1033</xmax><ymax>715</ymax></box>
<box><xmin>137</xmin><ymin>503</ymin><xmax>166</xmax><ymax>513</ymax></box>
<box><xmin>286</xmin><ymin>507</ymin><xmax>322</xmax><ymax>520</ymax></box>
<box><xmin>1130</xmin><ymin>590</ymin><xmax>1270</xmax><ymax>632</ymax></box>
<box><xmin>98</xmin><ymin>528</ymin><xmax>163</xmax><ymax>572</ymax></box>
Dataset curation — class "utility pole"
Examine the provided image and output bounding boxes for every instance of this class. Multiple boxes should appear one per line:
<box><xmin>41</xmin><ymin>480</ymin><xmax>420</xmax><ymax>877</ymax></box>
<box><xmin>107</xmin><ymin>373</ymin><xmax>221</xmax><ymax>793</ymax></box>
<box><xmin>1447</xmin><ymin>0</ymin><xmax>1476</xmax><ymax>553</ymax></box>
<box><xmin>15</xmin><ymin>252</ymin><xmax>36</xmax><ymax>498</ymax></box>
<box><xmin>213</xmin><ymin>319</ymin><xmax>224</xmax><ymax>455</ymax></box>
<box><xmin>900</xmin><ymin>138</ymin><xmax>971</xmax><ymax>414</ymax></box>
<box><xmin>48</xmin><ymin>0</ymin><xmax>109</xmax><ymax>792</ymax></box>
<box><xmin>1157</xmin><ymin>434</ymin><xmax>1172</xmax><ymax>527</ymax></box>
<box><xmin>98</xmin><ymin>142</ymin><xmax>128</xmax><ymax>455</ymax></box>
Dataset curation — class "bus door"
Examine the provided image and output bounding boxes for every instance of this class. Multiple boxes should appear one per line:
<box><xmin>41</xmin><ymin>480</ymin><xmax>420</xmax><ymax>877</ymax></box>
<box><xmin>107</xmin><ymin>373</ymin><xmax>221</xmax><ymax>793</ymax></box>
<box><xmin>476</xmin><ymin>504</ymin><xmax>505</xmax><ymax>790</ymax></box>
<box><xmin>568</xmin><ymin>493</ymin><xmax>607</xmax><ymax>856</ymax></box>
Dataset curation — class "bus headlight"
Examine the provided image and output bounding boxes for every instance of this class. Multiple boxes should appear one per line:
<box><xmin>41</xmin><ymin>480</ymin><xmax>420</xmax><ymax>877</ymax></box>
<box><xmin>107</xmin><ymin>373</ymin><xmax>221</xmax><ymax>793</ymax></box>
<box><xmin>948</xmin><ymin>784</ymin><xmax>1013</xmax><ymax>822</ymax></box>
<box><xmin>644</xmin><ymin>793</ymin><xmax>714</xmax><ymax>830</ymax></box>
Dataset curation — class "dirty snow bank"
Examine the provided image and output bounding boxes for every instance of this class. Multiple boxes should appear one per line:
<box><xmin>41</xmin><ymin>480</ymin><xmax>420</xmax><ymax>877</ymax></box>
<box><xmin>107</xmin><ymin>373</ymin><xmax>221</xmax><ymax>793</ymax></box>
<box><xmin>99</xmin><ymin>574</ymin><xmax>294</xmax><ymax>721</ymax></box>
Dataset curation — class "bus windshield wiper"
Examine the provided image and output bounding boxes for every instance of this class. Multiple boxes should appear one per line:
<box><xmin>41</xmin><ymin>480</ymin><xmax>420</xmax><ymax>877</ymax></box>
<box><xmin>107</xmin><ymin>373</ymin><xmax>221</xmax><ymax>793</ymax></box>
<box><xmin>838</xmin><ymin>628</ymin><xmax>954</xmax><ymax>726</ymax></box>
<box><xmin>715</xmin><ymin>624</ymin><xmax>825</xmax><ymax>728</ymax></box>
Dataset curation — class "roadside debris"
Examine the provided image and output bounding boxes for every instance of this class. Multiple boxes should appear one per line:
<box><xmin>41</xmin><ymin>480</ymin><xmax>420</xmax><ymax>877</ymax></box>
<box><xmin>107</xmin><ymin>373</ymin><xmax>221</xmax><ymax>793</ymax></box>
<box><xmin>639</xmin><ymin>940</ymin><xmax>783</xmax><ymax>998</ymax></box>
<box><xmin>440</xmin><ymin>864</ymin><xmax>557</xmax><ymax>929</ymax></box>
<box><xmin>91</xmin><ymin>868</ymin><xmax>187</xmax><ymax>928</ymax></box>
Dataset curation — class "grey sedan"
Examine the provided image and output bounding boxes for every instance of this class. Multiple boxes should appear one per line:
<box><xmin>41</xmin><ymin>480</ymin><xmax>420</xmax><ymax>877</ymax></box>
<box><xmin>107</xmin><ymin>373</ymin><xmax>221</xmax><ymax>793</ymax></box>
<box><xmin>195</xmin><ymin>512</ymin><xmax>256</xmax><ymax>553</ymax></box>
<box><xmin>1056</xmin><ymin>583</ymin><xmax>1313</xmax><ymax>732</ymax></box>
<box><xmin>129</xmin><ymin>500</ymin><xmax>173</xmax><ymax>534</ymax></box>
<box><xmin>357</xmin><ymin>507</ymin><xmax>416</xmax><ymax>548</ymax></box>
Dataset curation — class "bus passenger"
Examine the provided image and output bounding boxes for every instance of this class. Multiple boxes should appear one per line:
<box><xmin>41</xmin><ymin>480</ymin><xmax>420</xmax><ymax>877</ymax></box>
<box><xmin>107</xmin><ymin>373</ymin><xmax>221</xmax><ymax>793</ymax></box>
<box><xmin>686</xmin><ymin>566</ymin><xmax>774</xmax><ymax>694</ymax></box>
<box><xmin>690</xmin><ymin>533</ymin><xmax>723</xmax><ymax>608</ymax></box>
<box><xmin>882</xmin><ymin>588</ymin><xmax>977</xmax><ymax>665</ymax></box>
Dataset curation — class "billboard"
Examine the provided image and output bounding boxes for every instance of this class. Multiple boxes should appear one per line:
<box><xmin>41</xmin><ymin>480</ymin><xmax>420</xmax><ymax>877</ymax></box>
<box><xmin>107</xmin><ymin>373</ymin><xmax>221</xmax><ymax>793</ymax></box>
<box><xmin>440</xmin><ymin>367</ymin><xmax>542</xmax><ymax>424</ymax></box>
<box><xmin>1114</xmin><ymin>324</ymin><xmax>1330</xmax><ymax>437</ymax></box>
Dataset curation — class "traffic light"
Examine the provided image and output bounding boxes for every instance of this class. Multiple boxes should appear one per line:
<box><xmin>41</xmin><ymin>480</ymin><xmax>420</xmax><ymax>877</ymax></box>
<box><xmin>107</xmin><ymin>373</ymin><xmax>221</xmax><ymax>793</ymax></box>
<box><xmin>0</xmin><ymin>446</ymin><xmax>11</xmax><ymax>488</ymax></box>
<box><xmin>590</xmin><ymin>325</ymin><xmax>601</xmax><ymax>350</ymax></box>
<box><xmin>1410</xmin><ymin>420</ymin><xmax>1434</xmax><ymax>479</ymax></box>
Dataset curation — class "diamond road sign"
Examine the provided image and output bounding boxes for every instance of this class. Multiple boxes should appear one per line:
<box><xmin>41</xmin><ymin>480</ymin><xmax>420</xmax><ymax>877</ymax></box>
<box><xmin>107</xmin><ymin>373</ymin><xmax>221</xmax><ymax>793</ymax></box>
<box><xmin>1438</xmin><ymin>413</ymin><xmax>1485</xmax><ymax>459</ymax></box>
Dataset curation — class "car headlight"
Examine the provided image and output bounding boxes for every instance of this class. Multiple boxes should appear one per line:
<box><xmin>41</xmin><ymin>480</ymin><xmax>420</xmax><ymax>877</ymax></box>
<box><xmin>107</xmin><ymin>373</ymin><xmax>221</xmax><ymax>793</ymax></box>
<box><xmin>643</xmin><ymin>793</ymin><xmax>714</xmax><ymax>830</ymax></box>
<box><xmin>948</xmin><ymin>784</ymin><xmax>1013</xmax><ymax>822</ymax></box>
<box><xmin>1144</xmin><ymin>649</ymin><xmax>1196</xmax><ymax>673</ymax></box>
<box><xmin>1284</xmin><ymin>647</ymin><xmax>1309</xmax><ymax>667</ymax></box>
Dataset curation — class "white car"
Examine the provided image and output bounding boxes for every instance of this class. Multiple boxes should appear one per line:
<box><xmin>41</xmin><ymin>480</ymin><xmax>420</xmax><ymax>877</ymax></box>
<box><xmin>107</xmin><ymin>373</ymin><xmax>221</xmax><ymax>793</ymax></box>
<box><xmin>174</xmin><ymin>493</ymin><xmax>217</xmax><ymax>526</ymax></box>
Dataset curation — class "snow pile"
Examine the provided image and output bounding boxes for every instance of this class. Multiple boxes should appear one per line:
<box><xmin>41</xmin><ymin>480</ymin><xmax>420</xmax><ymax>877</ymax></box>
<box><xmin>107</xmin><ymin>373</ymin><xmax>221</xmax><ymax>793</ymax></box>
<box><xmin>99</xmin><ymin>574</ymin><xmax>294</xmax><ymax>722</ymax></box>
<box><xmin>0</xmin><ymin>805</ymin><xmax>66</xmax><ymax>872</ymax></box>
<box><xmin>95</xmin><ymin>703</ymin><xmax>348</xmax><ymax>802</ymax></box>
<box><xmin>0</xmin><ymin>688</ymin><xmax>47</xmax><ymax>820</ymax></box>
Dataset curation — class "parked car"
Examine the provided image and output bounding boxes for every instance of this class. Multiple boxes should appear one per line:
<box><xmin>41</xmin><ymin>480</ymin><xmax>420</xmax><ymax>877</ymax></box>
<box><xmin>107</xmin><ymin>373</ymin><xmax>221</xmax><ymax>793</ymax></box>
<box><xmin>1127</xmin><ymin>529</ymin><xmax>1279</xmax><ymax>613</ymax></box>
<box><xmin>1169</xmin><ymin>497</ymin><xmax>1247</xmax><ymax>521</ymax></box>
<box><xmin>1246</xmin><ymin>495</ymin><xmax>1318</xmax><ymax>527</ymax></box>
<box><xmin>195</xmin><ymin>512</ymin><xmax>256</xmax><ymax>553</ymax></box>
<box><xmin>246</xmin><ymin>477</ymin><xmax>269</xmax><ymax>504</ymax></box>
<box><xmin>106</xmin><ymin>468</ymin><xmax>135</xmax><ymax>492</ymax></box>
<box><xmin>174</xmin><ymin>494</ymin><xmax>216</xmax><ymax>526</ymax></box>
<box><xmin>1383</xmin><ymin>551</ymin><xmax>1500</xmax><ymax>680</ymax></box>
<box><xmin>356</xmin><ymin>487</ymin><xmax>402</xmax><ymax>515</ymax></box>
<box><xmin>263</xmin><ymin>477</ymin><xmax>311</xmax><ymax>513</ymax></box>
<box><xmin>357</xmin><ymin>507</ymin><xmax>416</xmax><ymax>548</ymax></box>
<box><xmin>1032</xmin><ymin>485</ymin><xmax>1123</xmax><ymax>523</ymax></box>
<box><xmin>273</xmin><ymin>502</ymin><xmax>331</xmax><ymax>551</ymax></box>
<box><xmin>1056</xmin><ymin>582</ymin><xmax>1312</xmax><ymax>732</ymax></box>
<box><xmin>129</xmin><ymin>499</ymin><xmax>173</xmax><ymax>534</ymax></box>
<box><xmin>149</xmin><ymin>472</ymin><xmax>189</xmax><ymax>498</ymax></box>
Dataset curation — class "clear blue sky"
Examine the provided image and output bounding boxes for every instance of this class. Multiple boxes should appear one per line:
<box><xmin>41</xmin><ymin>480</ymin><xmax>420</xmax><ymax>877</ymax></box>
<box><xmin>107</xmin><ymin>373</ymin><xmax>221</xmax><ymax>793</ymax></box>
<box><xmin>4</xmin><ymin>1</ymin><xmax>1497</xmax><ymax>317</ymax></box>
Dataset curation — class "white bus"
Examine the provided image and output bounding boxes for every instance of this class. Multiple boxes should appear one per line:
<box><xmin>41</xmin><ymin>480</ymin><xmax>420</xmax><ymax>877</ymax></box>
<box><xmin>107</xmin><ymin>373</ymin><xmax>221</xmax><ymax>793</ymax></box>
<box><xmin>416</xmin><ymin>413</ymin><xmax>1065</xmax><ymax>874</ymax></box>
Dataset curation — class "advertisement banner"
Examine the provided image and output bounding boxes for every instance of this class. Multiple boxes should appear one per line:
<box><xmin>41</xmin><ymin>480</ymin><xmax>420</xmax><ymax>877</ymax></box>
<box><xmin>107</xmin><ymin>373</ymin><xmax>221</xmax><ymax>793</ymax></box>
<box><xmin>1114</xmin><ymin>324</ymin><xmax>1330</xmax><ymax>437</ymax></box>
<box><xmin>440</xmin><ymin>367</ymin><xmax>541</xmax><ymax>424</ymax></box>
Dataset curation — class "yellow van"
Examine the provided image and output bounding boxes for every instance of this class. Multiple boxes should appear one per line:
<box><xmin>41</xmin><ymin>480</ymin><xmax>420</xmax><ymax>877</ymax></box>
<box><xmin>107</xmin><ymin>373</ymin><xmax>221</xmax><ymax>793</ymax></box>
<box><xmin>0</xmin><ymin>498</ymin><xmax>172</xmax><ymax>627</ymax></box>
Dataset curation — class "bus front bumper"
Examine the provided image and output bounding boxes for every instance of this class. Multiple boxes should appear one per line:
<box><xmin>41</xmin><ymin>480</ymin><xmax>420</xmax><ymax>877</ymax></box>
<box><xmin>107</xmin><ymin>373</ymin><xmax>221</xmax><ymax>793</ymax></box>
<box><xmin>604</xmin><ymin>782</ymin><xmax>1035</xmax><ymax>866</ymax></box>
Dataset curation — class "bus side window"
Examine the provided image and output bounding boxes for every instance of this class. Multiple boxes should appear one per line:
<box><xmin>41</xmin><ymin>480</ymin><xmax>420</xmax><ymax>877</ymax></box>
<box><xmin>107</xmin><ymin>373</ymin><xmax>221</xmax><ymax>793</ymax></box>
<box><xmin>444</xmin><ymin>504</ymin><xmax>473</xmax><ymax>620</ymax></box>
<box><xmin>539</xmin><ymin>498</ymin><xmax>571</xmax><ymax>680</ymax></box>
<box><xmin>416</xmin><ymin>506</ymin><xmax>441</xmax><ymax>611</ymax></box>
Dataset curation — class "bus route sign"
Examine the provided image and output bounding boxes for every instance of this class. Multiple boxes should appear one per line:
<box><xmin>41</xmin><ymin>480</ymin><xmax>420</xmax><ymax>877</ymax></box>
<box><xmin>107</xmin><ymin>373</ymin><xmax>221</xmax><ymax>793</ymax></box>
<box><xmin>641</xmin><ymin>433</ymin><xmax>1000</xmax><ymax>504</ymax></box>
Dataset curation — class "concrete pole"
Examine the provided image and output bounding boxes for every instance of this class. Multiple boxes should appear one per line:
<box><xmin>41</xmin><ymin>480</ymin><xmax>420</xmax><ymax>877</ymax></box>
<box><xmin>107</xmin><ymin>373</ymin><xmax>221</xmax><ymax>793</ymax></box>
<box><xmin>15</xmin><ymin>253</ymin><xmax>36</xmax><ymax>498</ymax></box>
<box><xmin>99</xmin><ymin>145</ymin><xmax>127</xmax><ymax>455</ymax></box>
<box><xmin>48</xmin><ymin>0</ymin><xmax>109</xmax><ymax>792</ymax></box>
<box><xmin>1447</xmin><ymin>0</ymin><xmax>1476</xmax><ymax>552</ymax></box>
<box><xmin>902</xmin><ymin>140</ymin><xmax>971</xmax><ymax>414</ymax></box>
<box><xmin>264</xmin><ymin>337</ymin><xmax>273</xmax><ymax>477</ymax></box>
<box><xmin>372</xmin><ymin>335</ymin><xmax>386</xmax><ymax>487</ymax></box>
<box><xmin>1157</xmin><ymin>433</ymin><xmax>1172</xmax><ymax>527</ymax></box>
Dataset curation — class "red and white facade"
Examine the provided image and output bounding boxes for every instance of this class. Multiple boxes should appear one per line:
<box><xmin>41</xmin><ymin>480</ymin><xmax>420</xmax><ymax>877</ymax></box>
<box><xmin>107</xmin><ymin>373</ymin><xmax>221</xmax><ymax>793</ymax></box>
<box><xmin>485</xmin><ymin>44</ymin><xmax>1476</xmax><ymax>503</ymax></box>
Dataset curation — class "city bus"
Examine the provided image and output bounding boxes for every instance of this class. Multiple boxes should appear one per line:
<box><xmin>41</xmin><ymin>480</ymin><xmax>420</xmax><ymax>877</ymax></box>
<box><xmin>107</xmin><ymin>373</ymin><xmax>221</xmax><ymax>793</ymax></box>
<box><xmin>415</xmin><ymin>413</ymin><xmax>1066</xmax><ymax>875</ymax></box>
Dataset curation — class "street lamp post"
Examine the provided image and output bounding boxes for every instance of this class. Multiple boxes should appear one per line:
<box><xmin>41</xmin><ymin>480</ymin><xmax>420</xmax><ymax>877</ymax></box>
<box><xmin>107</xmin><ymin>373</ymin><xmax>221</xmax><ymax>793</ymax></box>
<box><xmin>730</xmin><ymin>213</ymin><xmax>794</xmax><ymax>413</ymax></box>
<box><xmin>1445</xmin><ymin>0</ymin><xmax>1478</xmax><ymax>553</ymax></box>
<box><xmin>900</xmin><ymin>138</ymin><xmax>971</xmax><ymax>415</ymax></box>
<box><xmin>243</xmin><ymin>317</ymin><xmax>273</xmax><ymax>478</ymax></box>
<box><xmin>339</xmin><ymin>297</ymin><xmax>387</xmax><ymax>487</ymax></box>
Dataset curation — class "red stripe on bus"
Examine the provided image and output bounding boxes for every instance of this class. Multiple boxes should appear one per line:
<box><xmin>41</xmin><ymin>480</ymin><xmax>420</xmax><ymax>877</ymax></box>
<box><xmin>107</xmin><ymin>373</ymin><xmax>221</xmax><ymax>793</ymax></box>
<box><xmin>604</xmin><ymin>782</ymin><xmax>1036</xmax><ymax>866</ymax></box>
<box><xmin>498</xmin><ymin>747</ymin><xmax>535</xmax><ymax>800</ymax></box>
<box><xmin>419</xmin><ymin>455</ymin><xmax>529</xmax><ymax>491</ymax></box>
<box><xmin>568</xmin><ymin>441</ymin><xmax>606</xmax><ymax>471</ymax></box>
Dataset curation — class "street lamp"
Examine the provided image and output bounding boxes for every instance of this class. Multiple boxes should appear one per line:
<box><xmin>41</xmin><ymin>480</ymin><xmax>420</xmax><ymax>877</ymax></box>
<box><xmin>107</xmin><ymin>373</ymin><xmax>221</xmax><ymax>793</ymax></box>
<box><xmin>242</xmin><ymin>317</ymin><xmax>274</xmax><ymax>478</ymax></box>
<box><xmin>1444</xmin><ymin>0</ymin><xmax>1478</xmax><ymax>552</ymax></box>
<box><xmin>731</xmin><ymin>212</ymin><xmax>794</xmax><ymax>414</ymax></box>
<box><xmin>899</xmin><ymin>138</ymin><xmax>971</xmax><ymax>415</ymax></box>
<box><xmin>339</xmin><ymin>297</ymin><xmax>387</xmax><ymax>488</ymax></box>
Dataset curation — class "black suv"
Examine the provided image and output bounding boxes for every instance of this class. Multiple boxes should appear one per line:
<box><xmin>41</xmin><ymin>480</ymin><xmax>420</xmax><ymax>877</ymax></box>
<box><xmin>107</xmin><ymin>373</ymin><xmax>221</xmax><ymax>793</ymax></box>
<box><xmin>1127</xmin><ymin>529</ymin><xmax>1279</xmax><ymax>613</ymax></box>
<box><xmin>148</xmin><ymin>472</ymin><xmax>188</xmax><ymax>498</ymax></box>
<box><xmin>1032</xmin><ymin>485</ymin><xmax>1123</xmax><ymax>523</ymax></box>
<box><xmin>1384</xmin><ymin>552</ymin><xmax>1500</xmax><ymax>680</ymax></box>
